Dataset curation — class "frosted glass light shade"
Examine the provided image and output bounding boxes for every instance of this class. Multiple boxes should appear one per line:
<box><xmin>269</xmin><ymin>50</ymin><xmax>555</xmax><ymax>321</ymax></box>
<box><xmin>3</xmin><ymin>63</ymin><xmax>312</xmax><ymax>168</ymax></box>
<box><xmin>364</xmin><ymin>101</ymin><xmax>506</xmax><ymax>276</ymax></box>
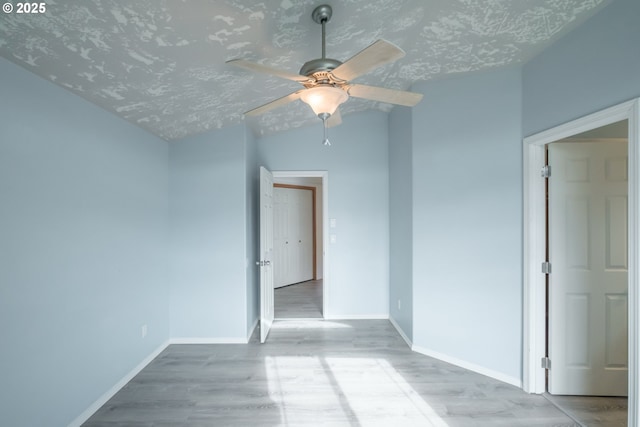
<box><xmin>300</xmin><ymin>86</ymin><xmax>348</xmax><ymax>116</ymax></box>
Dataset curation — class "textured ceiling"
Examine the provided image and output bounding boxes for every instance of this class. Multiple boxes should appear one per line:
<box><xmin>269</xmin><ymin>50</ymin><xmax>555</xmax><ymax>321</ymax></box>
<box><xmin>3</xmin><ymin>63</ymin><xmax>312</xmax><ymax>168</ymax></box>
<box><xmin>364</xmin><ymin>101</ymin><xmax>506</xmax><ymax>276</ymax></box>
<box><xmin>0</xmin><ymin>0</ymin><xmax>609</xmax><ymax>140</ymax></box>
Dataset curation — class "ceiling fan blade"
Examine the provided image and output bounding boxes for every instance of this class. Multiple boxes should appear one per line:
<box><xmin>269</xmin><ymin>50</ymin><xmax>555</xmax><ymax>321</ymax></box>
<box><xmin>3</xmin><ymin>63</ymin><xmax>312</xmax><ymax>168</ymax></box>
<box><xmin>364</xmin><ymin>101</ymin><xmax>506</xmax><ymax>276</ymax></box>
<box><xmin>332</xmin><ymin>39</ymin><xmax>405</xmax><ymax>82</ymax></box>
<box><xmin>245</xmin><ymin>90</ymin><xmax>303</xmax><ymax>116</ymax></box>
<box><xmin>348</xmin><ymin>84</ymin><xmax>423</xmax><ymax>107</ymax></box>
<box><xmin>227</xmin><ymin>59</ymin><xmax>311</xmax><ymax>83</ymax></box>
<box><xmin>327</xmin><ymin>108</ymin><xmax>342</xmax><ymax>128</ymax></box>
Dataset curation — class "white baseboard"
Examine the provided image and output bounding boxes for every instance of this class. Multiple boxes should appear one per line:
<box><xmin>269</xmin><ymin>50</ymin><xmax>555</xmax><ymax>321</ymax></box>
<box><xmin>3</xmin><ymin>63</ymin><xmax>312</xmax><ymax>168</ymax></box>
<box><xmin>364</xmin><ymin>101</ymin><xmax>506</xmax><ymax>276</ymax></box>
<box><xmin>68</xmin><ymin>340</ymin><xmax>170</xmax><ymax>427</ymax></box>
<box><xmin>324</xmin><ymin>314</ymin><xmax>389</xmax><ymax>320</ymax></box>
<box><xmin>412</xmin><ymin>345</ymin><xmax>522</xmax><ymax>388</ymax></box>
<box><xmin>247</xmin><ymin>318</ymin><xmax>259</xmax><ymax>342</ymax></box>
<box><xmin>389</xmin><ymin>316</ymin><xmax>413</xmax><ymax>348</ymax></box>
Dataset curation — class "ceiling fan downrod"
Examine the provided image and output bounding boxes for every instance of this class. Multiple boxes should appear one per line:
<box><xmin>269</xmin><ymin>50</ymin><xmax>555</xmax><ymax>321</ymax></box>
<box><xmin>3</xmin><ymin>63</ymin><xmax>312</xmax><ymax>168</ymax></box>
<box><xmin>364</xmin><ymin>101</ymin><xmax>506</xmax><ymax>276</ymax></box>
<box><xmin>312</xmin><ymin>4</ymin><xmax>331</xmax><ymax>59</ymax></box>
<box><xmin>299</xmin><ymin>5</ymin><xmax>342</xmax><ymax>77</ymax></box>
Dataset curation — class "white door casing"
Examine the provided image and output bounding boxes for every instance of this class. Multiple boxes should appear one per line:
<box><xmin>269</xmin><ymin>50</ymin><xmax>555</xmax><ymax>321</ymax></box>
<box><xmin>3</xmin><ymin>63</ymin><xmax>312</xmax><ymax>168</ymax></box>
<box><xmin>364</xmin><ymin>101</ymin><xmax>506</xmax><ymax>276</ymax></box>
<box><xmin>548</xmin><ymin>140</ymin><xmax>628</xmax><ymax>396</ymax></box>
<box><xmin>260</xmin><ymin>166</ymin><xmax>274</xmax><ymax>343</ymax></box>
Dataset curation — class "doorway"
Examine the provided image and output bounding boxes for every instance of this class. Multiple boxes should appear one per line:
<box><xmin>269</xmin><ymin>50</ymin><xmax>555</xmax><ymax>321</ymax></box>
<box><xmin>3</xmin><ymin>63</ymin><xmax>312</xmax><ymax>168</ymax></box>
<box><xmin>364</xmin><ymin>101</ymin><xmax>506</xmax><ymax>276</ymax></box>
<box><xmin>522</xmin><ymin>99</ymin><xmax>640</xmax><ymax>426</ymax></box>
<box><xmin>542</xmin><ymin>124</ymin><xmax>629</xmax><ymax>425</ymax></box>
<box><xmin>272</xmin><ymin>171</ymin><xmax>328</xmax><ymax>320</ymax></box>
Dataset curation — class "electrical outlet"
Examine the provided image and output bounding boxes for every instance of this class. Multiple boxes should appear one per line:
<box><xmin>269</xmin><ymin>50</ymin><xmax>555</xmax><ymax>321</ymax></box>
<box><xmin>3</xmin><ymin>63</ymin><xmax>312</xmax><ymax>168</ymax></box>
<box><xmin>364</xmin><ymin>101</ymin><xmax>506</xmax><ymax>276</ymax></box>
<box><xmin>141</xmin><ymin>324</ymin><xmax>148</xmax><ymax>338</ymax></box>
<box><xmin>397</xmin><ymin>299</ymin><xmax>401</xmax><ymax>310</ymax></box>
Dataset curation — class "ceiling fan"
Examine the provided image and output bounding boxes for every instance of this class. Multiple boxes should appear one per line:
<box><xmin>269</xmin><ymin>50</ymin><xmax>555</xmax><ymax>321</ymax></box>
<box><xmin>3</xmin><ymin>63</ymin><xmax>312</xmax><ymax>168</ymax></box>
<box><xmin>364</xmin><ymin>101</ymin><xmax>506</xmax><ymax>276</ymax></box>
<box><xmin>227</xmin><ymin>4</ymin><xmax>423</xmax><ymax>145</ymax></box>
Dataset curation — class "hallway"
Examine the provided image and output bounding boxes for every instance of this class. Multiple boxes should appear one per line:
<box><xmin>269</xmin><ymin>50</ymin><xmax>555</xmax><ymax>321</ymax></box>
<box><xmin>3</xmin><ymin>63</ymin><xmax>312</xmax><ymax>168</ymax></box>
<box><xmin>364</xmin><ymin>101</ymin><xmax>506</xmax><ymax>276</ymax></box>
<box><xmin>275</xmin><ymin>280</ymin><xmax>323</xmax><ymax>319</ymax></box>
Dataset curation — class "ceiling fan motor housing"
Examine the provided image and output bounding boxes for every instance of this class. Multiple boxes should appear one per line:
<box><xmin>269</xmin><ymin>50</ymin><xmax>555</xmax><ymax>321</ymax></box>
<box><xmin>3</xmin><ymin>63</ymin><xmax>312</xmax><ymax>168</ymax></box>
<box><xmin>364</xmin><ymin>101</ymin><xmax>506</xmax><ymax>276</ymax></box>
<box><xmin>299</xmin><ymin>58</ymin><xmax>343</xmax><ymax>78</ymax></box>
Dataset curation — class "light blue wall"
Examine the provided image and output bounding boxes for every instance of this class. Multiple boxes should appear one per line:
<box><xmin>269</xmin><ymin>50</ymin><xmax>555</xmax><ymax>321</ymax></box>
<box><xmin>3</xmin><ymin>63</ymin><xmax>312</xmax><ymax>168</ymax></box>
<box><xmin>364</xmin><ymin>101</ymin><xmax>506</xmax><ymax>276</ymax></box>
<box><xmin>410</xmin><ymin>68</ymin><xmax>523</xmax><ymax>381</ymax></box>
<box><xmin>523</xmin><ymin>0</ymin><xmax>640</xmax><ymax>136</ymax></box>
<box><xmin>169</xmin><ymin>125</ymin><xmax>248</xmax><ymax>339</ymax></box>
<box><xmin>0</xmin><ymin>58</ymin><xmax>169</xmax><ymax>427</ymax></box>
<box><xmin>258</xmin><ymin>111</ymin><xmax>390</xmax><ymax>317</ymax></box>
<box><xmin>388</xmin><ymin>106</ymin><xmax>413</xmax><ymax>340</ymax></box>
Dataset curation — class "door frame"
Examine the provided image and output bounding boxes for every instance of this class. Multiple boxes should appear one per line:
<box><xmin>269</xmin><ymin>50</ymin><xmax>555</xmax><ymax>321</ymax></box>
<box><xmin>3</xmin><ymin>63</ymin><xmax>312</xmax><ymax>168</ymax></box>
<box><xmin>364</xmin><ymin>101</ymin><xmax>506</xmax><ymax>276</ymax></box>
<box><xmin>522</xmin><ymin>99</ymin><xmax>640</xmax><ymax>426</ymax></box>
<box><xmin>272</xmin><ymin>170</ymin><xmax>328</xmax><ymax>317</ymax></box>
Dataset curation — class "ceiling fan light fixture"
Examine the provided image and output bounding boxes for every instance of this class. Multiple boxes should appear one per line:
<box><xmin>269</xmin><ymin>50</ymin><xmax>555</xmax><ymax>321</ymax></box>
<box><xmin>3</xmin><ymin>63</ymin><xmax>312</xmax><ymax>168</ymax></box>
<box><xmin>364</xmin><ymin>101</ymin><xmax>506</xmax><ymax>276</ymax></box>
<box><xmin>300</xmin><ymin>86</ymin><xmax>348</xmax><ymax>117</ymax></box>
<box><xmin>228</xmin><ymin>3</ymin><xmax>422</xmax><ymax>146</ymax></box>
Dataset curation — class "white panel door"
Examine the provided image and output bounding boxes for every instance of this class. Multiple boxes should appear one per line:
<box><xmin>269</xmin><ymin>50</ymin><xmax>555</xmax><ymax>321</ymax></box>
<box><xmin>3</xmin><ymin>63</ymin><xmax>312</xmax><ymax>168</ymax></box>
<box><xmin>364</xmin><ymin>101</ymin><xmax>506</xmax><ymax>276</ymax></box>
<box><xmin>292</xmin><ymin>188</ymin><xmax>313</xmax><ymax>283</ymax></box>
<box><xmin>548</xmin><ymin>140</ymin><xmax>628</xmax><ymax>396</ymax></box>
<box><xmin>259</xmin><ymin>167</ymin><xmax>274</xmax><ymax>343</ymax></box>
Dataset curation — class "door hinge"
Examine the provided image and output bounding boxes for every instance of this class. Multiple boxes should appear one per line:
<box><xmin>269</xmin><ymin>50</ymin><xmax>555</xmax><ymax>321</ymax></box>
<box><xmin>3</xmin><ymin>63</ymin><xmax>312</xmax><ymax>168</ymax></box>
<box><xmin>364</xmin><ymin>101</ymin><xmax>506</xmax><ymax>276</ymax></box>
<box><xmin>541</xmin><ymin>357</ymin><xmax>551</xmax><ymax>370</ymax></box>
<box><xmin>541</xmin><ymin>165</ymin><xmax>551</xmax><ymax>178</ymax></box>
<box><xmin>541</xmin><ymin>262</ymin><xmax>552</xmax><ymax>274</ymax></box>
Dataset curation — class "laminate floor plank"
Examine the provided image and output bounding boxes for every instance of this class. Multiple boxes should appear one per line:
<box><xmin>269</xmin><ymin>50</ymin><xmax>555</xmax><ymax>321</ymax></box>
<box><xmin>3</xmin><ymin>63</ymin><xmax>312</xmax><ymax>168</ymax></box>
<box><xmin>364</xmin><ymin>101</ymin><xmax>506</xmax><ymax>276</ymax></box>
<box><xmin>83</xmin><ymin>320</ymin><xmax>611</xmax><ymax>426</ymax></box>
<box><xmin>544</xmin><ymin>394</ymin><xmax>627</xmax><ymax>427</ymax></box>
<box><xmin>275</xmin><ymin>280</ymin><xmax>323</xmax><ymax>319</ymax></box>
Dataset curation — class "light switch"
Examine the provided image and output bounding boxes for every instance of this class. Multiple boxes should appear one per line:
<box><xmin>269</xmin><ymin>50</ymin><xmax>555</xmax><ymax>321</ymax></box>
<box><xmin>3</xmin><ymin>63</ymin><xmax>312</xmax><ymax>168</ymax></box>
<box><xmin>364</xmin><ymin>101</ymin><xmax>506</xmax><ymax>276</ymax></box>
<box><xmin>330</xmin><ymin>234</ymin><xmax>337</xmax><ymax>244</ymax></box>
<box><xmin>330</xmin><ymin>218</ymin><xmax>337</xmax><ymax>228</ymax></box>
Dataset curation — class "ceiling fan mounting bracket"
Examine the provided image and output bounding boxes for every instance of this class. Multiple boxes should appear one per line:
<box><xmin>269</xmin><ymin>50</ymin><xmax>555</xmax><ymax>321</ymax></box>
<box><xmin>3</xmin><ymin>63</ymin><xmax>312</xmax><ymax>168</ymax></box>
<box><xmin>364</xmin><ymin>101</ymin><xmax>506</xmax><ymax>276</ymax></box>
<box><xmin>311</xmin><ymin>4</ymin><xmax>332</xmax><ymax>24</ymax></box>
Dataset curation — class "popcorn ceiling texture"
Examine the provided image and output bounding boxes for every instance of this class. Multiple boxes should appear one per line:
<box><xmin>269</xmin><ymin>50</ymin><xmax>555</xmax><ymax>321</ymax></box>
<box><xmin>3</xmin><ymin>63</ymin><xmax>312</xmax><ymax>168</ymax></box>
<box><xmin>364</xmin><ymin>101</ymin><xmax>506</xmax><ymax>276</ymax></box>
<box><xmin>0</xmin><ymin>0</ymin><xmax>608</xmax><ymax>140</ymax></box>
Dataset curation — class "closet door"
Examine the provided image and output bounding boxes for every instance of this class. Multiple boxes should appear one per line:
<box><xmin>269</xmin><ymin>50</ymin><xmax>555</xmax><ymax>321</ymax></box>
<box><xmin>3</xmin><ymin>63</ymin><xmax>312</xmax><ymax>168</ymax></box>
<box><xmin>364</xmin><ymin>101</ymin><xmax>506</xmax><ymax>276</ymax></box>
<box><xmin>273</xmin><ymin>188</ymin><xmax>289</xmax><ymax>288</ymax></box>
<box><xmin>273</xmin><ymin>186</ymin><xmax>314</xmax><ymax>287</ymax></box>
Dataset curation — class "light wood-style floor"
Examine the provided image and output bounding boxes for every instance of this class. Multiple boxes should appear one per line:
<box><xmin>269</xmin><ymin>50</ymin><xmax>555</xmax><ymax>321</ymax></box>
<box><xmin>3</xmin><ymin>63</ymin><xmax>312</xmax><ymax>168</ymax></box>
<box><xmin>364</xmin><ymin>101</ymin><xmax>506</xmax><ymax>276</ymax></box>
<box><xmin>544</xmin><ymin>393</ymin><xmax>627</xmax><ymax>427</ymax></box>
<box><xmin>275</xmin><ymin>280</ymin><xmax>323</xmax><ymax>319</ymax></box>
<box><xmin>272</xmin><ymin>282</ymin><xmax>628</xmax><ymax>426</ymax></box>
<box><xmin>83</xmin><ymin>319</ymin><xmax>602</xmax><ymax>427</ymax></box>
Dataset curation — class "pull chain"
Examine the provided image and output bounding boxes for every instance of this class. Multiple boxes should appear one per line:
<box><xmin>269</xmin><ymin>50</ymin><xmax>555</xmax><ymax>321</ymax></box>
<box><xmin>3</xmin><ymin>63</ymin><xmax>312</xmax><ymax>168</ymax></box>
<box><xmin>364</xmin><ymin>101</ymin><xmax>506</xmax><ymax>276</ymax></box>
<box><xmin>319</xmin><ymin>112</ymin><xmax>331</xmax><ymax>146</ymax></box>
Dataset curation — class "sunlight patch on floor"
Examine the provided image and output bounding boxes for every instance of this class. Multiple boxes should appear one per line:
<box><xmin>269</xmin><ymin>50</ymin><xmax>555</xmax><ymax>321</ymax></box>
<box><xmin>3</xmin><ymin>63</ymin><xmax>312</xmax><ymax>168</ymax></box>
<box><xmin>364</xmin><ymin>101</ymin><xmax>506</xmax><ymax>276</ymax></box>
<box><xmin>265</xmin><ymin>355</ymin><xmax>449</xmax><ymax>426</ymax></box>
<box><xmin>271</xmin><ymin>320</ymin><xmax>353</xmax><ymax>329</ymax></box>
<box><xmin>325</xmin><ymin>357</ymin><xmax>450</xmax><ymax>426</ymax></box>
<box><xmin>265</xmin><ymin>355</ymin><xmax>356</xmax><ymax>425</ymax></box>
